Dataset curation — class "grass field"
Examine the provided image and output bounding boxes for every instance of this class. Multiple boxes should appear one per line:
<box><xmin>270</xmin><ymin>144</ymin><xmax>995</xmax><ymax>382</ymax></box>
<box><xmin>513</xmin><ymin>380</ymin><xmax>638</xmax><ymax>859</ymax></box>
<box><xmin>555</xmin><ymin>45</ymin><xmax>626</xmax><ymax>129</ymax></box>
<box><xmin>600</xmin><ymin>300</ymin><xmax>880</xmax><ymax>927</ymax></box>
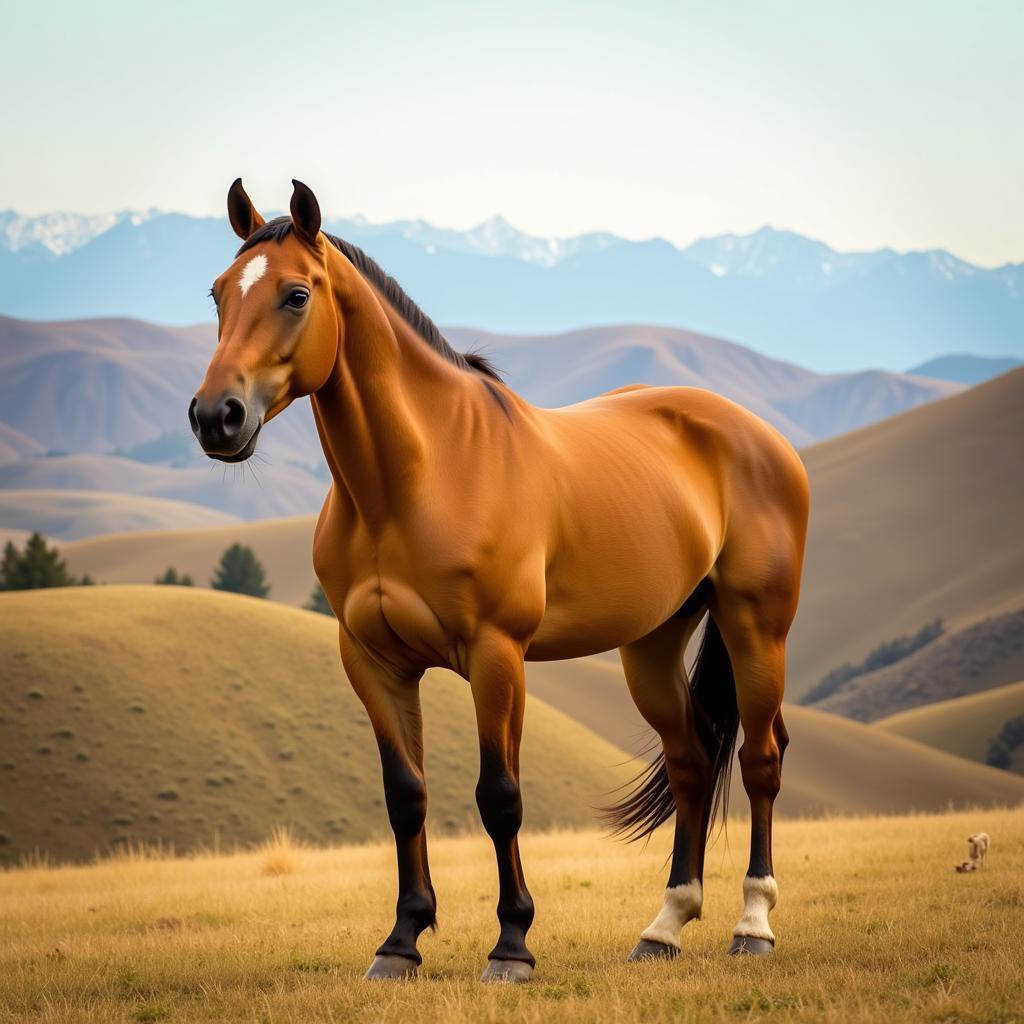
<box><xmin>1</xmin><ymin>807</ymin><xmax>1022</xmax><ymax>1023</ymax></box>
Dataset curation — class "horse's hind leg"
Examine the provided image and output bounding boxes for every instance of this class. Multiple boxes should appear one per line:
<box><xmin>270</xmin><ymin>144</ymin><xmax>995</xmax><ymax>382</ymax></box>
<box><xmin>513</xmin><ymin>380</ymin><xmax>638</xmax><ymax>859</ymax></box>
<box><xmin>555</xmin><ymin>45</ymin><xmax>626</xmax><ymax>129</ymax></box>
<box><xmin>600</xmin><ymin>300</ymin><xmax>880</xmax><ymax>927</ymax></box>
<box><xmin>614</xmin><ymin>611</ymin><xmax>720</xmax><ymax>961</ymax></box>
<box><xmin>711</xmin><ymin>583</ymin><xmax>796</xmax><ymax>956</ymax></box>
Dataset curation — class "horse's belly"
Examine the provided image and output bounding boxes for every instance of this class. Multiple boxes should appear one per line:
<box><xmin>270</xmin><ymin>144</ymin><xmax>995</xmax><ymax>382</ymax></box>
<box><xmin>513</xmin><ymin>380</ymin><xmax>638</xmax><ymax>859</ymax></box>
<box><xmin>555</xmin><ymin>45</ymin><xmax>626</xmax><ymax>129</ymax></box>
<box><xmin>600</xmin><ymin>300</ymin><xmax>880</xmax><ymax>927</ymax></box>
<box><xmin>528</xmin><ymin>545</ymin><xmax>708</xmax><ymax>661</ymax></box>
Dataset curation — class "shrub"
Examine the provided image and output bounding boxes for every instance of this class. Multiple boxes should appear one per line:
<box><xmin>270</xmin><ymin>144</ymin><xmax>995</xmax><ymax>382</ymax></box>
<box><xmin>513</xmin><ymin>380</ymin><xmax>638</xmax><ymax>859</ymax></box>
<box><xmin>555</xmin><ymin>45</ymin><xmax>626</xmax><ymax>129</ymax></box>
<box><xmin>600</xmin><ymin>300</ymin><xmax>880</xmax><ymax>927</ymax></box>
<box><xmin>154</xmin><ymin>567</ymin><xmax>193</xmax><ymax>586</ymax></box>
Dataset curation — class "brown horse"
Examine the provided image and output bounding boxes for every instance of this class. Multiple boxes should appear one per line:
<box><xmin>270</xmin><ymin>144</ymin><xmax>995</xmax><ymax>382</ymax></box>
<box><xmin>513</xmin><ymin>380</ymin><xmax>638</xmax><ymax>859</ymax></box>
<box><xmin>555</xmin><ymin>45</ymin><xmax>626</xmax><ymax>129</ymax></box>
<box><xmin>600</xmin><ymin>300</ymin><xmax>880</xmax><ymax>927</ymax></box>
<box><xmin>191</xmin><ymin>179</ymin><xmax>809</xmax><ymax>982</ymax></box>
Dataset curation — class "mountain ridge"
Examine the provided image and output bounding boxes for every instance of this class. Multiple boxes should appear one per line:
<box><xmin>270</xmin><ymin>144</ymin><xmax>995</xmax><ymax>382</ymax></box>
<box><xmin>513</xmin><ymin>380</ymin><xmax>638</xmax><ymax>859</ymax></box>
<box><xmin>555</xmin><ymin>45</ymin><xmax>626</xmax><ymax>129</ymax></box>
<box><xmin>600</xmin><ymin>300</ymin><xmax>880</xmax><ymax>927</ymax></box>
<box><xmin>1</xmin><ymin>212</ymin><xmax>1020</xmax><ymax>371</ymax></box>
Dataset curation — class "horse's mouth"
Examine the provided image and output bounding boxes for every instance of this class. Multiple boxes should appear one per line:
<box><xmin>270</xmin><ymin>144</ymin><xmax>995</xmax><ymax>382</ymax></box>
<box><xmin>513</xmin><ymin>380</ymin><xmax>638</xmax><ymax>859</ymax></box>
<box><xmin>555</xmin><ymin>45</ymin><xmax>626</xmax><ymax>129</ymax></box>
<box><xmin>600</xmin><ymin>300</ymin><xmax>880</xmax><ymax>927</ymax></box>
<box><xmin>205</xmin><ymin>422</ymin><xmax>262</xmax><ymax>463</ymax></box>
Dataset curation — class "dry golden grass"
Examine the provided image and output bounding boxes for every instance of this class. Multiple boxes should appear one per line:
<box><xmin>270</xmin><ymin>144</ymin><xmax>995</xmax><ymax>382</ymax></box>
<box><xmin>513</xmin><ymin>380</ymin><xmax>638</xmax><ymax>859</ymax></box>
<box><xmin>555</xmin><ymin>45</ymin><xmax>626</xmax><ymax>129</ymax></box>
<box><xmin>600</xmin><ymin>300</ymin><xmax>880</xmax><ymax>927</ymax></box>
<box><xmin>1</xmin><ymin>808</ymin><xmax>1022</xmax><ymax>1024</ymax></box>
<box><xmin>259</xmin><ymin>826</ymin><xmax>303</xmax><ymax>878</ymax></box>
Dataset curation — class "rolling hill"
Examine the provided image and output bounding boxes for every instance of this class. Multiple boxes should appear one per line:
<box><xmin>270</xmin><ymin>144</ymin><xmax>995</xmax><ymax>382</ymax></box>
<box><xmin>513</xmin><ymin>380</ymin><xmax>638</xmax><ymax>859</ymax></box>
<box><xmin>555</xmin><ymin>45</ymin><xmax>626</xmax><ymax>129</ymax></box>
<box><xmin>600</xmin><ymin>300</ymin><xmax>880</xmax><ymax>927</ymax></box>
<box><xmin>805</xmin><ymin>608</ymin><xmax>1024</xmax><ymax>721</ymax></box>
<box><xmin>875</xmin><ymin>680</ymin><xmax>1024</xmax><ymax>773</ymax></box>
<box><xmin>2</xmin><ymin>210</ymin><xmax>1022</xmax><ymax>372</ymax></box>
<box><xmin>445</xmin><ymin>325</ymin><xmax>958</xmax><ymax>445</ymax></box>
<box><xmin>0</xmin><ymin>316</ymin><xmax>958</xmax><ymax>462</ymax></box>
<box><xmin>0</xmin><ymin>315</ymin><xmax>322</xmax><ymax>467</ymax></box>
<box><xmin>0</xmin><ymin>454</ymin><xmax>327</xmax><ymax>522</ymax></box>
<box><xmin>523</xmin><ymin>654</ymin><xmax>1024</xmax><ymax>819</ymax></box>
<box><xmin>0</xmin><ymin>586</ymin><xmax>635</xmax><ymax>866</ymax></box>
<box><xmin>3</xmin><ymin>587</ymin><xmax>1020</xmax><ymax>869</ymax></box>
<box><xmin>0</xmin><ymin>489</ymin><xmax>239</xmax><ymax>541</ymax></box>
<box><xmin>788</xmin><ymin>366</ymin><xmax>1024</xmax><ymax>699</ymax></box>
<box><xmin>62</xmin><ymin>517</ymin><xmax>317</xmax><ymax>602</ymax></box>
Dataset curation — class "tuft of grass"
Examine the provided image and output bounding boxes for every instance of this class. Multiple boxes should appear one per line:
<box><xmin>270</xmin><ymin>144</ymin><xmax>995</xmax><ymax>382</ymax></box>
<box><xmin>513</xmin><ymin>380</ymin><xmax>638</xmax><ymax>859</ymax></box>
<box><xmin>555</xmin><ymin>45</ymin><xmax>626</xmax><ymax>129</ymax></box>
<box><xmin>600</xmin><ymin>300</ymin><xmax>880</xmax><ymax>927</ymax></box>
<box><xmin>259</xmin><ymin>824</ymin><xmax>302</xmax><ymax>877</ymax></box>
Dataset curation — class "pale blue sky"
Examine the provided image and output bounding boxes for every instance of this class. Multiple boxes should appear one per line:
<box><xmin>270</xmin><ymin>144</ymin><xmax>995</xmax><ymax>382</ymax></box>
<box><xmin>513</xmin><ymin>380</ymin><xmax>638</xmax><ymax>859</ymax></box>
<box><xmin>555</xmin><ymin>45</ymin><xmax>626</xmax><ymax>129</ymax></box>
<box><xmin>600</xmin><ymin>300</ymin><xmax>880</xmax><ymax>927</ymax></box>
<box><xmin>2</xmin><ymin>0</ymin><xmax>1021</xmax><ymax>265</ymax></box>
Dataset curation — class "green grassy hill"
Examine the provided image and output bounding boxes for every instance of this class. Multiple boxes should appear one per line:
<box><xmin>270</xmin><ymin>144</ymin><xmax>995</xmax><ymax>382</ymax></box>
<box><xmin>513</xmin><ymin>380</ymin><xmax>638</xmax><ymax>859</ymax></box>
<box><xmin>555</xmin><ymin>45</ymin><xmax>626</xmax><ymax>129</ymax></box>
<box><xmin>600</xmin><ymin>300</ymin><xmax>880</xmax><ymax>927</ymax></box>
<box><xmin>0</xmin><ymin>586</ymin><xmax>633</xmax><ymax>866</ymax></box>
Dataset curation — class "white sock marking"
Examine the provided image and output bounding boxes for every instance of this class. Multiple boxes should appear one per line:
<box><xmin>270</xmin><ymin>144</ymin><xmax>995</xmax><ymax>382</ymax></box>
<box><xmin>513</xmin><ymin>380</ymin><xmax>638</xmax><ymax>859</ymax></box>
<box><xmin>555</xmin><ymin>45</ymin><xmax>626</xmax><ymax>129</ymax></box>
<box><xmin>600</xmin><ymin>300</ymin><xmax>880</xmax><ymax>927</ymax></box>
<box><xmin>238</xmin><ymin>254</ymin><xmax>268</xmax><ymax>298</ymax></box>
<box><xmin>733</xmin><ymin>874</ymin><xmax>778</xmax><ymax>942</ymax></box>
<box><xmin>639</xmin><ymin>880</ymin><xmax>702</xmax><ymax>948</ymax></box>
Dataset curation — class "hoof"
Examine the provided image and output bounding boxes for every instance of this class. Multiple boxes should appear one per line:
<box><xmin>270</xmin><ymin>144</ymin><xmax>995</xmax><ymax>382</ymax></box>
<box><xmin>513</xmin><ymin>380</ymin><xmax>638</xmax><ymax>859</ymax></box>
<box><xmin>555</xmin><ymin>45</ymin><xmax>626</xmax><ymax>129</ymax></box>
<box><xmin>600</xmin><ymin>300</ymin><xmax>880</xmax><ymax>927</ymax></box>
<box><xmin>628</xmin><ymin>938</ymin><xmax>680</xmax><ymax>962</ymax></box>
<box><xmin>481</xmin><ymin>959</ymin><xmax>534</xmax><ymax>983</ymax></box>
<box><xmin>728</xmin><ymin>935</ymin><xmax>774</xmax><ymax>956</ymax></box>
<box><xmin>365</xmin><ymin>954</ymin><xmax>419</xmax><ymax>980</ymax></box>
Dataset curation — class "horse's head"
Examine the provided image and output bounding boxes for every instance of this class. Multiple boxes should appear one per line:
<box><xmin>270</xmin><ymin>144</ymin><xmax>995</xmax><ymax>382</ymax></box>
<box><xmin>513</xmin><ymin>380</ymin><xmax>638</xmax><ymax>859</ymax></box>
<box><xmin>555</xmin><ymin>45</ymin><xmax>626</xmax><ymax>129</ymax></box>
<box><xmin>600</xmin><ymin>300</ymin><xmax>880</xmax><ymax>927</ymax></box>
<box><xmin>190</xmin><ymin>179</ymin><xmax>339</xmax><ymax>461</ymax></box>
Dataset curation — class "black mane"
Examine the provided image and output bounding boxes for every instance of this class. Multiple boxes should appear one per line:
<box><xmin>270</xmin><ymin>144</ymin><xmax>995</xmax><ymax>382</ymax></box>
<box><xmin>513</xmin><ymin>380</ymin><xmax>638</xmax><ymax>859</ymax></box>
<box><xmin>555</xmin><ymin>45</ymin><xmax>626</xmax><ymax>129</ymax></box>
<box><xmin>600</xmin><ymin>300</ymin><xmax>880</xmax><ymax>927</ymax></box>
<box><xmin>237</xmin><ymin>218</ymin><xmax>501</xmax><ymax>381</ymax></box>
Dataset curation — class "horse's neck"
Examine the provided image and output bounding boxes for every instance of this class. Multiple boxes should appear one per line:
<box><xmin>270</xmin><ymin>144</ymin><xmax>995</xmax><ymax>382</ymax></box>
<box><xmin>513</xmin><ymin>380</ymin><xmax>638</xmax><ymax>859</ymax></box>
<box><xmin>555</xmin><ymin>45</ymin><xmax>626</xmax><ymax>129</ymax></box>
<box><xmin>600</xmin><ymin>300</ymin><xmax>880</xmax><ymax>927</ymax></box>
<box><xmin>310</xmin><ymin>270</ymin><xmax>465</xmax><ymax>528</ymax></box>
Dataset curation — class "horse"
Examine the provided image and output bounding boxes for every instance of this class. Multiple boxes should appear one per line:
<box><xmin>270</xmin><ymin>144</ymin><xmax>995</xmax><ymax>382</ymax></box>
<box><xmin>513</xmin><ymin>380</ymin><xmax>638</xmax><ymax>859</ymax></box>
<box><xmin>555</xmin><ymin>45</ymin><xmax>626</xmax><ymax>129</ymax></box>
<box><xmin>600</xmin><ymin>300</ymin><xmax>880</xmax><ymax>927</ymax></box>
<box><xmin>190</xmin><ymin>179</ymin><xmax>810</xmax><ymax>982</ymax></box>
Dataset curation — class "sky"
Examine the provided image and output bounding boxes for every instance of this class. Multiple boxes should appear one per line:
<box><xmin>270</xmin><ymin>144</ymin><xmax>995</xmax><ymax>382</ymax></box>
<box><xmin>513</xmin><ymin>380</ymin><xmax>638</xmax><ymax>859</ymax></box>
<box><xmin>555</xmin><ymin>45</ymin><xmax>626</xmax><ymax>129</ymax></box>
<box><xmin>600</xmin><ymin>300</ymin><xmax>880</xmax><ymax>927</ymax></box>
<box><xmin>2</xmin><ymin>0</ymin><xmax>1021</xmax><ymax>266</ymax></box>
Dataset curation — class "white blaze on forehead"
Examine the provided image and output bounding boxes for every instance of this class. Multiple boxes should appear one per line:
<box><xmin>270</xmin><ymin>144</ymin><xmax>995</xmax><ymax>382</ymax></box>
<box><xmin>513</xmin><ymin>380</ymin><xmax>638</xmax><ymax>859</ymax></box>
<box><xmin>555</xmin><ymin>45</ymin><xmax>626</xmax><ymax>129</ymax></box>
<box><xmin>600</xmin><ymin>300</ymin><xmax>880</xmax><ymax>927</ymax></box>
<box><xmin>238</xmin><ymin>254</ymin><xmax>268</xmax><ymax>298</ymax></box>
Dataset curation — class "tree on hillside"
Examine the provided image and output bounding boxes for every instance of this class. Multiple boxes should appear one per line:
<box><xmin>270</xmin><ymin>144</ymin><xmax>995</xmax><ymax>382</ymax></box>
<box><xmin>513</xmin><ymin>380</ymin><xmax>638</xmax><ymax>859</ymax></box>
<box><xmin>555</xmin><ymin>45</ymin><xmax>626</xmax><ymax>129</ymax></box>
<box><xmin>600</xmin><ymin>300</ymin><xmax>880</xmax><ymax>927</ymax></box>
<box><xmin>0</xmin><ymin>533</ymin><xmax>93</xmax><ymax>590</ymax></box>
<box><xmin>211</xmin><ymin>544</ymin><xmax>269</xmax><ymax>598</ymax></box>
<box><xmin>986</xmin><ymin>714</ymin><xmax>1024</xmax><ymax>771</ymax></box>
<box><xmin>155</xmin><ymin>567</ymin><xmax>194</xmax><ymax>586</ymax></box>
<box><xmin>305</xmin><ymin>582</ymin><xmax>335</xmax><ymax>616</ymax></box>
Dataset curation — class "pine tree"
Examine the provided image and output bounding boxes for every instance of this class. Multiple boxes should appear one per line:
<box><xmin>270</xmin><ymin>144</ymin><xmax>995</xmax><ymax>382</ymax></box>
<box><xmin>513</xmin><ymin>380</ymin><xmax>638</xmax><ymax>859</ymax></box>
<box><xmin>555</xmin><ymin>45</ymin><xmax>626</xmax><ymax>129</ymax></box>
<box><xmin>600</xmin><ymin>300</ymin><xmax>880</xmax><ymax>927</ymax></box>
<box><xmin>210</xmin><ymin>543</ymin><xmax>270</xmax><ymax>598</ymax></box>
<box><xmin>155</xmin><ymin>567</ymin><xmax>194</xmax><ymax>586</ymax></box>
<box><xmin>305</xmin><ymin>582</ymin><xmax>335</xmax><ymax>616</ymax></box>
<box><xmin>0</xmin><ymin>533</ymin><xmax>89</xmax><ymax>590</ymax></box>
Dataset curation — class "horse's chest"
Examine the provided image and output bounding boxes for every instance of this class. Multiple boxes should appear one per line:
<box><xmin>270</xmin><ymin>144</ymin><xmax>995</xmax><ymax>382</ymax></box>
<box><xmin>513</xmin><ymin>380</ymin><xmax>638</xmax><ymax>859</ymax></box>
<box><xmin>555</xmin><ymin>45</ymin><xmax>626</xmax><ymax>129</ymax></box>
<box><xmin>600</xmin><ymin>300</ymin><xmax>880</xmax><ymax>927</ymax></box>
<box><xmin>339</xmin><ymin>574</ymin><xmax>468</xmax><ymax>673</ymax></box>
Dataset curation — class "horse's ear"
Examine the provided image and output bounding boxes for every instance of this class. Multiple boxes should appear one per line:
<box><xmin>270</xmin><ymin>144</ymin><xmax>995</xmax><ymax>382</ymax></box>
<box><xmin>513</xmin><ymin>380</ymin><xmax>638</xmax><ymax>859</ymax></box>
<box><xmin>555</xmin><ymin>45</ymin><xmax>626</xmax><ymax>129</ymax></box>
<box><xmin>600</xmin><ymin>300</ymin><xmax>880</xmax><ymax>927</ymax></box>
<box><xmin>290</xmin><ymin>179</ymin><xmax>322</xmax><ymax>246</ymax></box>
<box><xmin>227</xmin><ymin>178</ymin><xmax>265</xmax><ymax>240</ymax></box>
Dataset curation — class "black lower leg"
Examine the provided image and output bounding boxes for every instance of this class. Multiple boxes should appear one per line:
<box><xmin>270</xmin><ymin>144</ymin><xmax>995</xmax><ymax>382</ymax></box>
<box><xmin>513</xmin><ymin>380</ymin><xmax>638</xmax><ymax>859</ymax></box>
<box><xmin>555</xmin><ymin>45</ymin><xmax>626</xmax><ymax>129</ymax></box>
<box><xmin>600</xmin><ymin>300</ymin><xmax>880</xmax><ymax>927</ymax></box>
<box><xmin>666</xmin><ymin>751</ymin><xmax>714</xmax><ymax>888</ymax></box>
<box><xmin>376</xmin><ymin>742</ymin><xmax>436</xmax><ymax>963</ymax></box>
<box><xmin>477</xmin><ymin>748</ymin><xmax>535</xmax><ymax>966</ymax></box>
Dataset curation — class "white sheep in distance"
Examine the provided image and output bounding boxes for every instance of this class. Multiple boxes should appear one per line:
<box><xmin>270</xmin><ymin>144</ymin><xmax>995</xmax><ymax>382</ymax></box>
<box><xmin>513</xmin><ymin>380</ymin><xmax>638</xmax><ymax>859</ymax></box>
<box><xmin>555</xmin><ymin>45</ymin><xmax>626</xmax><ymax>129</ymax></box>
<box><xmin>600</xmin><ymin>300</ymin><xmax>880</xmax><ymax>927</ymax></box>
<box><xmin>954</xmin><ymin>832</ymin><xmax>990</xmax><ymax>873</ymax></box>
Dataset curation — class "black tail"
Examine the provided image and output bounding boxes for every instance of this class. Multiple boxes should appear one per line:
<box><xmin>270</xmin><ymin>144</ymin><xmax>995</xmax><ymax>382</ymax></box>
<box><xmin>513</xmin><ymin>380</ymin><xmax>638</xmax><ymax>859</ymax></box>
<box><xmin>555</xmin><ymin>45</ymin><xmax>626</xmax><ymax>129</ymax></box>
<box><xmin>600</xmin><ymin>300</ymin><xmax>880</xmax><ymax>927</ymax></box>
<box><xmin>601</xmin><ymin>616</ymin><xmax>740</xmax><ymax>843</ymax></box>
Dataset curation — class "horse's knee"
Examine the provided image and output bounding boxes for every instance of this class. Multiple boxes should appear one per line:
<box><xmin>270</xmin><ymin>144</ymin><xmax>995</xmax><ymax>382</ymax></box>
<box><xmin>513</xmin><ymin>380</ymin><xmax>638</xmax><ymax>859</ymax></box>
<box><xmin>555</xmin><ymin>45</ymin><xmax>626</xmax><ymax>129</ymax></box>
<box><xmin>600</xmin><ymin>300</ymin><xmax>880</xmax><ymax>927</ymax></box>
<box><xmin>476</xmin><ymin>763</ymin><xmax>523</xmax><ymax>841</ymax></box>
<box><xmin>378</xmin><ymin>744</ymin><xmax>427</xmax><ymax>838</ymax></box>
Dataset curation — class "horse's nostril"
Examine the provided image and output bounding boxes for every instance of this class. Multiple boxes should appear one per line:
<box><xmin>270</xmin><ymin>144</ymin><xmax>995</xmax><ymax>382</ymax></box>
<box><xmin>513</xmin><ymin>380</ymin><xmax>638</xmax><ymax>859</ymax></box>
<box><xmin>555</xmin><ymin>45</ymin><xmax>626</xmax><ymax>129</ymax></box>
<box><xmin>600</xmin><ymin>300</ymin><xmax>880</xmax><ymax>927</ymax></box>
<box><xmin>222</xmin><ymin>397</ymin><xmax>246</xmax><ymax>437</ymax></box>
<box><xmin>188</xmin><ymin>397</ymin><xmax>199</xmax><ymax>433</ymax></box>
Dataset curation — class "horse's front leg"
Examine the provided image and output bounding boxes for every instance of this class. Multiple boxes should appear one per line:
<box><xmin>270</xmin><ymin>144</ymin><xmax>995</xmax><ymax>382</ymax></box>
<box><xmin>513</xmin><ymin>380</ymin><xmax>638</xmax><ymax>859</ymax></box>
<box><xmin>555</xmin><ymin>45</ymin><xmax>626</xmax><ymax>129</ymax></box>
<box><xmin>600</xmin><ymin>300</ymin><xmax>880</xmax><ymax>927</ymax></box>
<box><xmin>468</xmin><ymin>629</ymin><xmax>535</xmax><ymax>983</ymax></box>
<box><xmin>340</xmin><ymin>632</ymin><xmax>435</xmax><ymax>979</ymax></box>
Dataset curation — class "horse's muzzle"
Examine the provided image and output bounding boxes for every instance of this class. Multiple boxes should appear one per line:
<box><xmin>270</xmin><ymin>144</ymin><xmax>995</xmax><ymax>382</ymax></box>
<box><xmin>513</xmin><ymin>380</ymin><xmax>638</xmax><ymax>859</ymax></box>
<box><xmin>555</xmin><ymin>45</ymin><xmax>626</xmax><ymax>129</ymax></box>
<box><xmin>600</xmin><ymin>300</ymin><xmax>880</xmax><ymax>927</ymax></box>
<box><xmin>189</xmin><ymin>393</ymin><xmax>261</xmax><ymax>461</ymax></box>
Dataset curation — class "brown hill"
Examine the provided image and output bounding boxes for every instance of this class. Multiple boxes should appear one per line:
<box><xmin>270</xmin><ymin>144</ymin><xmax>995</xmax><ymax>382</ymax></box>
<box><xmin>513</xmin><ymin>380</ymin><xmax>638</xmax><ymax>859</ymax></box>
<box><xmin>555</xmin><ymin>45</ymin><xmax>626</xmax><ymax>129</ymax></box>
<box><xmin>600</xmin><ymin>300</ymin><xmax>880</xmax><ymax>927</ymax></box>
<box><xmin>0</xmin><ymin>453</ymin><xmax>327</xmax><ymax>522</ymax></box>
<box><xmin>807</xmin><ymin>608</ymin><xmax>1024</xmax><ymax>721</ymax></box>
<box><xmin>0</xmin><ymin>316</ymin><xmax>957</xmax><ymax>467</ymax></box>
<box><xmin>0</xmin><ymin>586</ymin><xmax>634</xmax><ymax>866</ymax></box>
<box><xmin>0</xmin><ymin>316</ymin><xmax>319</xmax><ymax>465</ymax></box>
<box><xmin>788</xmin><ymin>366</ymin><xmax>1024</xmax><ymax>698</ymax></box>
<box><xmin>63</xmin><ymin>517</ymin><xmax>317</xmax><ymax>603</ymax></box>
<box><xmin>875</xmin><ymin>681</ymin><xmax>1024</xmax><ymax>773</ymax></box>
<box><xmin>524</xmin><ymin>655</ymin><xmax>1024</xmax><ymax>819</ymax></box>
<box><xmin>0</xmin><ymin>488</ymin><xmax>239</xmax><ymax>541</ymax></box>
<box><xmin>446</xmin><ymin>324</ymin><xmax>959</xmax><ymax>444</ymax></box>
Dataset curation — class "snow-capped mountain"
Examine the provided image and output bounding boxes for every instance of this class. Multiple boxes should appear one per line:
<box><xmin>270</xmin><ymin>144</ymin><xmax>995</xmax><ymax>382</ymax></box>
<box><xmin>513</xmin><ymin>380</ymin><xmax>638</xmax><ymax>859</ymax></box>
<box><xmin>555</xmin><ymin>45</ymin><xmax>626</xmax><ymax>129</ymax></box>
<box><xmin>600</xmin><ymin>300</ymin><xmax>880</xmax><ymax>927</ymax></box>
<box><xmin>0</xmin><ymin>209</ymin><xmax>160</xmax><ymax>256</ymax></box>
<box><xmin>0</xmin><ymin>209</ymin><xmax>1020</xmax><ymax>372</ymax></box>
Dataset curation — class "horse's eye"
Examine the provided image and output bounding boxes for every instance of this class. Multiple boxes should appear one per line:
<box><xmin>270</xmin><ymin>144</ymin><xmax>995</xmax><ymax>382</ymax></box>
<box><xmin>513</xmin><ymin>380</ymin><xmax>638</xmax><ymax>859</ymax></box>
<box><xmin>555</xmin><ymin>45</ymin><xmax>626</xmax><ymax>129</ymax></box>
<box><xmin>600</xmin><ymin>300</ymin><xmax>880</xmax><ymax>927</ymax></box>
<box><xmin>285</xmin><ymin>289</ymin><xmax>309</xmax><ymax>309</ymax></box>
